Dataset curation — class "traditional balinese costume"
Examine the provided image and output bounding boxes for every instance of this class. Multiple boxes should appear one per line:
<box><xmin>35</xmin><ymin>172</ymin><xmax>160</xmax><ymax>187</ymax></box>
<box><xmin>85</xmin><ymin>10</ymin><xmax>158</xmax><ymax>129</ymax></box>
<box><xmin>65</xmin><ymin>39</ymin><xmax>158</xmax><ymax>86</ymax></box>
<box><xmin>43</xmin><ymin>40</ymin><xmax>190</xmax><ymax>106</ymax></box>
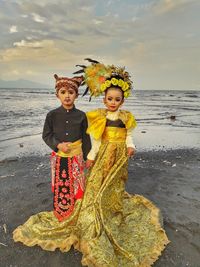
<box><xmin>73</xmin><ymin>59</ymin><xmax>170</xmax><ymax>266</ymax></box>
<box><xmin>42</xmin><ymin>74</ymin><xmax>91</xmax><ymax>221</ymax></box>
<box><xmin>13</xmin><ymin>73</ymin><xmax>91</xmax><ymax>244</ymax></box>
<box><xmin>13</xmin><ymin>61</ymin><xmax>169</xmax><ymax>266</ymax></box>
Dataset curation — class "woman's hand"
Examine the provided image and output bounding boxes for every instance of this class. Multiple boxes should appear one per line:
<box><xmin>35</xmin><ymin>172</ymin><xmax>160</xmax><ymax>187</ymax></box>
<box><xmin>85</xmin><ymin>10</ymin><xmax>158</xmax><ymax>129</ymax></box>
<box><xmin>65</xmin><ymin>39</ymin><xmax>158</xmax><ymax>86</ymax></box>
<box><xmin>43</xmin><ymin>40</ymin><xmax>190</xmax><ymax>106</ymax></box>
<box><xmin>85</xmin><ymin>159</ymin><xmax>95</xmax><ymax>169</ymax></box>
<box><xmin>57</xmin><ymin>142</ymin><xmax>71</xmax><ymax>153</ymax></box>
<box><xmin>127</xmin><ymin>147</ymin><xmax>136</xmax><ymax>158</ymax></box>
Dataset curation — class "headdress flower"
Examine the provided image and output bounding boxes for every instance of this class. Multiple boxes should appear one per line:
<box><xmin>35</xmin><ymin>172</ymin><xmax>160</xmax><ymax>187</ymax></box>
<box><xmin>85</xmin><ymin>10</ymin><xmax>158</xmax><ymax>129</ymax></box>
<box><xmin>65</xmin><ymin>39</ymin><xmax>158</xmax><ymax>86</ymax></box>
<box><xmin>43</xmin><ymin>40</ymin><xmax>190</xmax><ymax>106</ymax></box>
<box><xmin>73</xmin><ymin>58</ymin><xmax>133</xmax><ymax>100</ymax></box>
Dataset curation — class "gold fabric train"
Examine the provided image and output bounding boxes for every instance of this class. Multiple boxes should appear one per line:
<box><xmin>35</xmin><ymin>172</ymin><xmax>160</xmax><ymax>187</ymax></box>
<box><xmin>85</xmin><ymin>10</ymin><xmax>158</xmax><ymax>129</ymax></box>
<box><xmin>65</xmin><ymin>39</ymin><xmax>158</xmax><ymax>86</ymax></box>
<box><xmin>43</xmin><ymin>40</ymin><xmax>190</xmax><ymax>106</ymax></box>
<box><xmin>13</xmin><ymin>125</ymin><xmax>169</xmax><ymax>266</ymax></box>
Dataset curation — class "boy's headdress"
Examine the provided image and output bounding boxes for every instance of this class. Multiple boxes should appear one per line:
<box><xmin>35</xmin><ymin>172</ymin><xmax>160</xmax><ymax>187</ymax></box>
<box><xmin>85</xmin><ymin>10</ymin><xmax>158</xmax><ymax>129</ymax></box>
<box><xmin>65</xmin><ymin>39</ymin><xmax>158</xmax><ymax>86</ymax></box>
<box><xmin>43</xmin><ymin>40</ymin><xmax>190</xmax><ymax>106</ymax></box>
<box><xmin>73</xmin><ymin>58</ymin><xmax>133</xmax><ymax>100</ymax></box>
<box><xmin>54</xmin><ymin>74</ymin><xmax>83</xmax><ymax>94</ymax></box>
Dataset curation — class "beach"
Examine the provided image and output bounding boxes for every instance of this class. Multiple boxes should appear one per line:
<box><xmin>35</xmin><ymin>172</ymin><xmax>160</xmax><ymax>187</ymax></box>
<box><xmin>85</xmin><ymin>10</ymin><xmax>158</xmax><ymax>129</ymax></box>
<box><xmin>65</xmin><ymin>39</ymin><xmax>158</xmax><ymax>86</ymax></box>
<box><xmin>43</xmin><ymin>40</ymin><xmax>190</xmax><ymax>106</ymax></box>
<box><xmin>0</xmin><ymin>149</ymin><xmax>200</xmax><ymax>267</ymax></box>
<box><xmin>0</xmin><ymin>88</ymin><xmax>200</xmax><ymax>266</ymax></box>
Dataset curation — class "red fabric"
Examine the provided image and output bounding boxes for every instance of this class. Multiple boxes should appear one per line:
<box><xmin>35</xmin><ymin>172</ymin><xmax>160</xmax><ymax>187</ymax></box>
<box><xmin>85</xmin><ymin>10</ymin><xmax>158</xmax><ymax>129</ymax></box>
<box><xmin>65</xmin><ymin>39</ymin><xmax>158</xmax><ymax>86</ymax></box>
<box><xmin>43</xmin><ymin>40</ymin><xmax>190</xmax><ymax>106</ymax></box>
<box><xmin>75</xmin><ymin>184</ymin><xmax>84</xmax><ymax>199</ymax></box>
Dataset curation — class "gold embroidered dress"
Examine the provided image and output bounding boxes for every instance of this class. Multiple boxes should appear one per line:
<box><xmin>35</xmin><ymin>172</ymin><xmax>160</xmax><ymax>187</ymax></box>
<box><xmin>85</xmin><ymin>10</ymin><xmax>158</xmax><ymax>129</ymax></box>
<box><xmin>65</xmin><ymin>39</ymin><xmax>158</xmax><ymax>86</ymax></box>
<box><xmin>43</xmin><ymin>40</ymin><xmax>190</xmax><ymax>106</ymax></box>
<box><xmin>13</xmin><ymin>108</ymin><xmax>169</xmax><ymax>267</ymax></box>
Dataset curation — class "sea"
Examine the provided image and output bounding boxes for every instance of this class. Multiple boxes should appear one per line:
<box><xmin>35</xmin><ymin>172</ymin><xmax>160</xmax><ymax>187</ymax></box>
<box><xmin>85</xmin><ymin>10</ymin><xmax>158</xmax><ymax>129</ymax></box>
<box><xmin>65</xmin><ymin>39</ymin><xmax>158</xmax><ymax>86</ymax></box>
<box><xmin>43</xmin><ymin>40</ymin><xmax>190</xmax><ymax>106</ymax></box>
<box><xmin>0</xmin><ymin>88</ymin><xmax>200</xmax><ymax>161</ymax></box>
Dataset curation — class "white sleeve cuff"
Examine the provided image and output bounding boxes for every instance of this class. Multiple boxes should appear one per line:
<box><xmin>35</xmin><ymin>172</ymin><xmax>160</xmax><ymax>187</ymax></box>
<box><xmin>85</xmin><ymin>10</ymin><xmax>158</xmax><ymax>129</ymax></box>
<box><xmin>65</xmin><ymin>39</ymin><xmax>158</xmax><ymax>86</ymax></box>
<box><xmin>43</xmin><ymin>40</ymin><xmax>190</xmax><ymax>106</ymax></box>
<box><xmin>126</xmin><ymin>128</ymin><xmax>136</xmax><ymax>149</ymax></box>
<box><xmin>87</xmin><ymin>138</ymin><xmax>101</xmax><ymax>160</ymax></box>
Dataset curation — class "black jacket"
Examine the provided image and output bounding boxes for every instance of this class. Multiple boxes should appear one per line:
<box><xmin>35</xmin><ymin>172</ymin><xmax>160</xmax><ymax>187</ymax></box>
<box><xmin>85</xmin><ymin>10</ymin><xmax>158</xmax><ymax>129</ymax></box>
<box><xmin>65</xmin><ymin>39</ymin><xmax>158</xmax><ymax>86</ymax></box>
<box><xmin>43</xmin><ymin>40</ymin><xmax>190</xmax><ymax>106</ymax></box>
<box><xmin>42</xmin><ymin>105</ymin><xmax>91</xmax><ymax>160</ymax></box>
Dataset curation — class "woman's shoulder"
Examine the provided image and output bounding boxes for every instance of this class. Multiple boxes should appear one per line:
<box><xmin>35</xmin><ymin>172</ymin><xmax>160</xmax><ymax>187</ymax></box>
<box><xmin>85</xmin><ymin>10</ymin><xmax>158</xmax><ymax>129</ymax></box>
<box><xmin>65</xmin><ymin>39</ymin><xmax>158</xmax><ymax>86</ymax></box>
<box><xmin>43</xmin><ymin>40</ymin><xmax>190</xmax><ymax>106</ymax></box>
<box><xmin>86</xmin><ymin>109</ymin><xmax>107</xmax><ymax>139</ymax></box>
<box><xmin>119</xmin><ymin>109</ymin><xmax>137</xmax><ymax>129</ymax></box>
<box><xmin>86</xmin><ymin>108</ymin><xmax>106</xmax><ymax>119</ymax></box>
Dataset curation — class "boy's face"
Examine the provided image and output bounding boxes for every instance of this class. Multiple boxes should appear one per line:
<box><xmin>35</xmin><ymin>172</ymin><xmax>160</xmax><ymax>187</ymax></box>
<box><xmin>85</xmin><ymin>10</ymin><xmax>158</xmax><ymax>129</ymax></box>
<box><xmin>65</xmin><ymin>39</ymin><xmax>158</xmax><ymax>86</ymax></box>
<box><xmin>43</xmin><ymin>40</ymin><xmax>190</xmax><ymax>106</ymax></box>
<box><xmin>57</xmin><ymin>87</ymin><xmax>77</xmax><ymax>109</ymax></box>
<box><xmin>103</xmin><ymin>87</ymin><xmax>124</xmax><ymax>112</ymax></box>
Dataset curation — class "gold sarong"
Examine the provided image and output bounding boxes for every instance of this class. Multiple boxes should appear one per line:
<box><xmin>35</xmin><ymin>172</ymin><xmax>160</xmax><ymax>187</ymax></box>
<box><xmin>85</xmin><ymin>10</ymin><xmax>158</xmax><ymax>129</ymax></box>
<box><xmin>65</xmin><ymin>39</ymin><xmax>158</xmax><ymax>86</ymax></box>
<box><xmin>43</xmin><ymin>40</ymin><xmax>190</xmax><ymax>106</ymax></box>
<box><xmin>13</xmin><ymin>127</ymin><xmax>169</xmax><ymax>266</ymax></box>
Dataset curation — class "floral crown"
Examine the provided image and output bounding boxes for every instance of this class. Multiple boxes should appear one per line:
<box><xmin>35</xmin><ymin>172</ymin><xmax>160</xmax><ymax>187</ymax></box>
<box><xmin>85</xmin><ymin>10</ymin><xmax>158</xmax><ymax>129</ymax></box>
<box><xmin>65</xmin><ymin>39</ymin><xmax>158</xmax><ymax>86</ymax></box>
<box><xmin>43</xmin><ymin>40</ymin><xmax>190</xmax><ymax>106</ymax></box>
<box><xmin>73</xmin><ymin>58</ymin><xmax>133</xmax><ymax>99</ymax></box>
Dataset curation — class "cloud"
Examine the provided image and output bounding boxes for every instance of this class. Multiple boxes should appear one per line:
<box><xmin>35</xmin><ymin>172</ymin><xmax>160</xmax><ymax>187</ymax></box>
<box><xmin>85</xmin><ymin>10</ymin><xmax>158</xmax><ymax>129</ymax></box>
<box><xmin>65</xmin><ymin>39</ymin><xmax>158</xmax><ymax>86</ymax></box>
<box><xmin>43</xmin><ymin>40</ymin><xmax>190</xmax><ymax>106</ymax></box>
<box><xmin>93</xmin><ymin>19</ymin><xmax>103</xmax><ymax>25</ymax></box>
<box><xmin>80</xmin><ymin>5</ymin><xmax>93</xmax><ymax>12</ymax></box>
<box><xmin>31</xmin><ymin>13</ymin><xmax>45</xmax><ymax>23</ymax></box>
<box><xmin>0</xmin><ymin>0</ymin><xmax>199</xmax><ymax>90</ymax></box>
<box><xmin>119</xmin><ymin>42</ymin><xmax>147</xmax><ymax>67</ymax></box>
<box><xmin>12</xmin><ymin>69</ymin><xmax>20</xmax><ymax>75</ymax></box>
<box><xmin>153</xmin><ymin>0</ymin><xmax>190</xmax><ymax>14</ymax></box>
<box><xmin>1</xmin><ymin>40</ymin><xmax>55</xmax><ymax>62</ymax></box>
<box><xmin>9</xmin><ymin>25</ymin><xmax>18</xmax><ymax>33</ymax></box>
<box><xmin>13</xmin><ymin>39</ymin><xmax>44</xmax><ymax>48</ymax></box>
<box><xmin>0</xmin><ymin>38</ymin><xmax>88</xmax><ymax>83</ymax></box>
<box><xmin>26</xmin><ymin>69</ymin><xmax>37</xmax><ymax>75</ymax></box>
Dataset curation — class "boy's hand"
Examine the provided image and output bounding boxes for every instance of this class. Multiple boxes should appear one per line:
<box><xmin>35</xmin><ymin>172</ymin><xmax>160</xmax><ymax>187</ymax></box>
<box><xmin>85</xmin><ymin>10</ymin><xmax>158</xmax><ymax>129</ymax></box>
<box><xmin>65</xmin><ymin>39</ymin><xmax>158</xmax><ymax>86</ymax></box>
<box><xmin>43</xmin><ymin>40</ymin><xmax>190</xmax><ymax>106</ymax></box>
<box><xmin>57</xmin><ymin>142</ymin><xmax>72</xmax><ymax>153</ymax></box>
<box><xmin>127</xmin><ymin>147</ymin><xmax>136</xmax><ymax>158</ymax></box>
<box><xmin>85</xmin><ymin>159</ymin><xmax>95</xmax><ymax>169</ymax></box>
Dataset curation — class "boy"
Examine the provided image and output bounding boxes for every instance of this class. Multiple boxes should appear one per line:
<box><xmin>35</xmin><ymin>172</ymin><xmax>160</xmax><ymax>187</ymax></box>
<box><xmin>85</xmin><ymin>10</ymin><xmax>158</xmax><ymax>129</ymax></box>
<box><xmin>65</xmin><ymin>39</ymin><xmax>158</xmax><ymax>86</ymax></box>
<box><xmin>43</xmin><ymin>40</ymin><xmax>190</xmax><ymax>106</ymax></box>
<box><xmin>42</xmin><ymin>74</ymin><xmax>91</xmax><ymax>221</ymax></box>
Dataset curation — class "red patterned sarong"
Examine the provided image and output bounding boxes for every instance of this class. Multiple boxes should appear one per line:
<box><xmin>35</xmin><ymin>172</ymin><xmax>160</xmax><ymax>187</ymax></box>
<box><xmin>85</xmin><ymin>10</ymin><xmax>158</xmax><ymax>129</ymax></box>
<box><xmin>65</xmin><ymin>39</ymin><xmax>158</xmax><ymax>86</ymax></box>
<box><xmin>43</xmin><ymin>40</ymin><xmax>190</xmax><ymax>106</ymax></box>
<box><xmin>53</xmin><ymin>153</ymin><xmax>85</xmax><ymax>222</ymax></box>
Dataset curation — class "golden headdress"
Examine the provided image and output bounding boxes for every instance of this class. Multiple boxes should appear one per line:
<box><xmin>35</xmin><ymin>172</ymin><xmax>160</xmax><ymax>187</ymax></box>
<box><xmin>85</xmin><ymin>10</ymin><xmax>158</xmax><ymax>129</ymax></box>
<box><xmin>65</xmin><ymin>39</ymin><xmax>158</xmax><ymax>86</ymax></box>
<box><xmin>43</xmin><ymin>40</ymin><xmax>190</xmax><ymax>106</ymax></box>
<box><xmin>73</xmin><ymin>58</ymin><xmax>133</xmax><ymax>100</ymax></box>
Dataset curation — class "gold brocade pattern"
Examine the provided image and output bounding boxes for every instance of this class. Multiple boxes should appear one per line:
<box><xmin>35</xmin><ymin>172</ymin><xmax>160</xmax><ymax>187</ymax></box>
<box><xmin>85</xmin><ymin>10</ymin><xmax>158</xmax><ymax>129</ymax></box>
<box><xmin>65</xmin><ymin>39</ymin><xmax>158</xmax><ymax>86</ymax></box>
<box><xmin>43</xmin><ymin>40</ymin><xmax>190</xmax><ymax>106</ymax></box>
<box><xmin>102</xmin><ymin>127</ymin><xmax>127</xmax><ymax>142</ymax></box>
<box><xmin>13</xmin><ymin>127</ymin><xmax>169</xmax><ymax>267</ymax></box>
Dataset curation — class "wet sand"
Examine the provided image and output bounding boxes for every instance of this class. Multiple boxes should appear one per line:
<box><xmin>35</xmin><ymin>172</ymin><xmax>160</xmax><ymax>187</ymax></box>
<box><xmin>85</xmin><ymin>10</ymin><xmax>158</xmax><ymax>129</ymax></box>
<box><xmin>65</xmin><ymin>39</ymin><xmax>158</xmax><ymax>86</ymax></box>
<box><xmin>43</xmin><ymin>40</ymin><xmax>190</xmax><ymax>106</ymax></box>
<box><xmin>0</xmin><ymin>149</ymin><xmax>200</xmax><ymax>267</ymax></box>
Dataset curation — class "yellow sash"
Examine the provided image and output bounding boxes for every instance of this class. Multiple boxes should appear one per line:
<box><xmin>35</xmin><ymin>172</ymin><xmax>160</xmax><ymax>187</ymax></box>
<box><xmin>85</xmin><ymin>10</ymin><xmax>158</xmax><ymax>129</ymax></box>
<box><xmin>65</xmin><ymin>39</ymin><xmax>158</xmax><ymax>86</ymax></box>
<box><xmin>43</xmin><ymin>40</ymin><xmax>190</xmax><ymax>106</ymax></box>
<box><xmin>57</xmin><ymin>139</ymin><xmax>82</xmax><ymax>157</ymax></box>
<box><xmin>102</xmin><ymin>127</ymin><xmax>126</xmax><ymax>142</ymax></box>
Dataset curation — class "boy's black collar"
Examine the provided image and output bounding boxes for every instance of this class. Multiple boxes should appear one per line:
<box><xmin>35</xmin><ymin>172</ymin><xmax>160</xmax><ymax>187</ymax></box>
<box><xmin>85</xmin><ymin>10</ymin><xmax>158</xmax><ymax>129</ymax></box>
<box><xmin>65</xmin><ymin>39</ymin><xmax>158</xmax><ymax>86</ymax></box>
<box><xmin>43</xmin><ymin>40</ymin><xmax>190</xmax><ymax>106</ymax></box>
<box><xmin>59</xmin><ymin>105</ymin><xmax>76</xmax><ymax>113</ymax></box>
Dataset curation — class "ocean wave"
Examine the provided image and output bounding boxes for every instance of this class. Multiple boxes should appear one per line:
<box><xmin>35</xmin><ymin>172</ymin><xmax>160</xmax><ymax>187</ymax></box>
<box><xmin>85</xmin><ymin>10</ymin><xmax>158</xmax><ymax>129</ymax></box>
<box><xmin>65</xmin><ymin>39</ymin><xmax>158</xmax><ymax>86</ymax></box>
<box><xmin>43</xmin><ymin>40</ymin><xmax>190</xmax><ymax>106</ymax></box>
<box><xmin>1</xmin><ymin>89</ymin><xmax>199</xmax><ymax>144</ymax></box>
<box><xmin>0</xmin><ymin>132</ymin><xmax>41</xmax><ymax>142</ymax></box>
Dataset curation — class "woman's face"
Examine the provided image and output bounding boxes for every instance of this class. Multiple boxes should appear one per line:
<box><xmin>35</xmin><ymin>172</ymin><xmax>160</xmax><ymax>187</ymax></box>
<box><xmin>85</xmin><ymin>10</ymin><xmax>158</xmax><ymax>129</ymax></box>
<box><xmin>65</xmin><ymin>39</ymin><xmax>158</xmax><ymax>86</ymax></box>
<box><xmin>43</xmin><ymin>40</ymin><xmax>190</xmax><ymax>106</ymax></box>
<box><xmin>103</xmin><ymin>87</ymin><xmax>124</xmax><ymax>112</ymax></box>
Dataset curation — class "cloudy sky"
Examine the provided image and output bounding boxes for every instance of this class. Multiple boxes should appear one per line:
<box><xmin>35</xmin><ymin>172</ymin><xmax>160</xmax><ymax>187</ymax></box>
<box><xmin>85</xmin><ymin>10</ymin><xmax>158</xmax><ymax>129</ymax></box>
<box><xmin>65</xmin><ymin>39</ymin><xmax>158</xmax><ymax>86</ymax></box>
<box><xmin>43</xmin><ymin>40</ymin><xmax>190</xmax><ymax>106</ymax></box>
<box><xmin>0</xmin><ymin>0</ymin><xmax>199</xmax><ymax>90</ymax></box>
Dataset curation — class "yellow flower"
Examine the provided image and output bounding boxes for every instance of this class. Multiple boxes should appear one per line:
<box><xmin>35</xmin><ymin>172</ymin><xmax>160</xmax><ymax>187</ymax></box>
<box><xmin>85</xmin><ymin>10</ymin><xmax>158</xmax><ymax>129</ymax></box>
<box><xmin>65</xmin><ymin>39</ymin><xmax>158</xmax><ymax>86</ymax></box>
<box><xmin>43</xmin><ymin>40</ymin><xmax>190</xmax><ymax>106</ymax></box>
<box><xmin>100</xmin><ymin>84</ymin><xmax>107</xmax><ymax>92</ymax></box>
<box><xmin>124</xmin><ymin>90</ymin><xmax>130</xmax><ymax>98</ymax></box>
<box><xmin>122</xmin><ymin>82</ymin><xmax>129</xmax><ymax>91</ymax></box>
<box><xmin>111</xmin><ymin>78</ymin><xmax>118</xmax><ymax>86</ymax></box>
<box><xmin>105</xmin><ymin>80</ymin><xmax>111</xmax><ymax>88</ymax></box>
<box><xmin>118</xmin><ymin>79</ymin><xmax>124</xmax><ymax>88</ymax></box>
